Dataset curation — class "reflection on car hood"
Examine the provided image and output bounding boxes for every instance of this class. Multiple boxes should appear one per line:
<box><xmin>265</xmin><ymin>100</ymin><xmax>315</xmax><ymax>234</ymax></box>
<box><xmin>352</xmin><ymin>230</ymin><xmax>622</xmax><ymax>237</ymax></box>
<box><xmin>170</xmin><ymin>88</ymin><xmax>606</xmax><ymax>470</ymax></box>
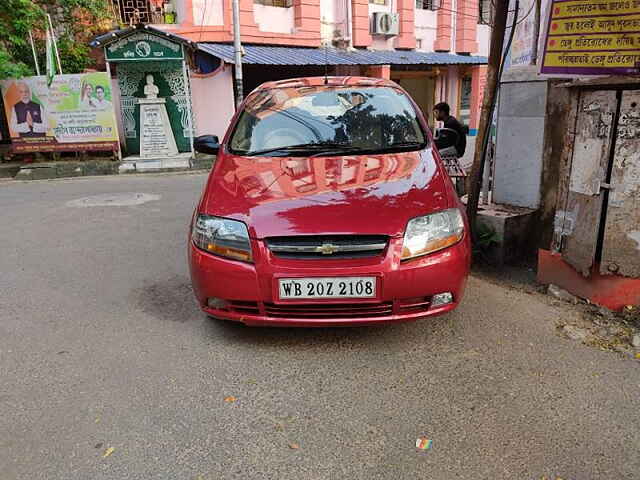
<box><xmin>200</xmin><ymin>149</ymin><xmax>449</xmax><ymax>238</ymax></box>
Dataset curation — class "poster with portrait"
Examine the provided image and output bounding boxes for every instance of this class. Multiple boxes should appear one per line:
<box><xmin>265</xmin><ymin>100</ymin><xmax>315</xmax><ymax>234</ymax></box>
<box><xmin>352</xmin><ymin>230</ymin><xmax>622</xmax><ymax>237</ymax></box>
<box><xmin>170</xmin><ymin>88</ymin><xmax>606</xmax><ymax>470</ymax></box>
<box><xmin>1</xmin><ymin>72</ymin><xmax>119</xmax><ymax>153</ymax></box>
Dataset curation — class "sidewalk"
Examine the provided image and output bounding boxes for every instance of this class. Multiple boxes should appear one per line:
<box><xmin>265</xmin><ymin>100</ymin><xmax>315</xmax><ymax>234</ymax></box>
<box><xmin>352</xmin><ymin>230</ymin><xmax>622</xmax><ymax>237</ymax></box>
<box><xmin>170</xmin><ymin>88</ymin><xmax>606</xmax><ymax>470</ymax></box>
<box><xmin>0</xmin><ymin>155</ymin><xmax>215</xmax><ymax>181</ymax></box>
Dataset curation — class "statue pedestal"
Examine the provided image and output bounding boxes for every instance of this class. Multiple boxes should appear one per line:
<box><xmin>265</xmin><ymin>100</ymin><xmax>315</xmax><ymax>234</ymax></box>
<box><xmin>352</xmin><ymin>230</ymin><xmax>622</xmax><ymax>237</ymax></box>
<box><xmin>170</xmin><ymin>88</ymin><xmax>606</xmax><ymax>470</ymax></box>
<box><xmin>138</xmin><ymin>98</ymin><xmax>178</xmax><ymax>159</ymax></box>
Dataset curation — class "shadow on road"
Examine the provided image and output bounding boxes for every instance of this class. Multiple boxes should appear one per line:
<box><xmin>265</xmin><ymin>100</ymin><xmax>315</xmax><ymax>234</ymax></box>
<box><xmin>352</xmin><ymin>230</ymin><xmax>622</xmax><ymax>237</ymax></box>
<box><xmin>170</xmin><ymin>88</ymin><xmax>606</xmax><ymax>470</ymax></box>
<box><xmin>132</xmin><ymin>274</ymin><xmax>456</xmax><ymax>351</ymax></box>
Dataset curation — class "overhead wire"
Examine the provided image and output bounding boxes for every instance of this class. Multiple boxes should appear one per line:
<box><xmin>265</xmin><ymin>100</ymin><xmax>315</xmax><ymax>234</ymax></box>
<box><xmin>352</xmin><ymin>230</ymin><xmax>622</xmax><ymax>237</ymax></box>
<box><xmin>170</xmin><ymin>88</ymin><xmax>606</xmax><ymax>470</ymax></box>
<box><xmin>430</xmin><ymin>0</ymin><xmax>535</xmax><ymax>28</ymax></box>
<box><xmin>198</xmin><ymin>0</ymin><xmax>209</xmax><ymax>42</ymax></box>
<box><xmin>474</xmin><ymin>0</ymin><xmax>520</xmax><ymax>216</ymax></box>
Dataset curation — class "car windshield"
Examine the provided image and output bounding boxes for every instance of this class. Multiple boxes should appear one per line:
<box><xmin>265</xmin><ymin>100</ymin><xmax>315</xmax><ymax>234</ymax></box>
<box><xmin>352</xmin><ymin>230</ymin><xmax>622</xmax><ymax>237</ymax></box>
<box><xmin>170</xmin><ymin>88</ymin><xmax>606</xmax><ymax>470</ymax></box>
<box><xmin>229</xmin><ymin>85</ymin><xmax>427</xmax><ymax>156</ymax></box>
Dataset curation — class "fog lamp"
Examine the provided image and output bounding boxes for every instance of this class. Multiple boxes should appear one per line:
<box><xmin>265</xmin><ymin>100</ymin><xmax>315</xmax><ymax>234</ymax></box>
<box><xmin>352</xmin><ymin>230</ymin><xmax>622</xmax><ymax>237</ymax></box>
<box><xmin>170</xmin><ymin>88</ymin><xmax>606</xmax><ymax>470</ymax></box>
<box><xmin>431</xmin><ymin>292</ymin><xmax>453</xmax><ymax>307</ymax></box>
<box><xmin>207</xmin><ymin>297</ymin><xmax>227</xmax><ymax>309</ymax></box>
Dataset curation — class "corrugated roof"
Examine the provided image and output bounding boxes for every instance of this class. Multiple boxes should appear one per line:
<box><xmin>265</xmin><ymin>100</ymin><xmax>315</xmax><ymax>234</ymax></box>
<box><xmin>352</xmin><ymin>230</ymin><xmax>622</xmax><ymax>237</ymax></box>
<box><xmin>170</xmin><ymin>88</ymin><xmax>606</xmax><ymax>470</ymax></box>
<box><xmin>198</xmin><ymin>43</ymin><xmax>487</xmax><ymax>66</ymax></box>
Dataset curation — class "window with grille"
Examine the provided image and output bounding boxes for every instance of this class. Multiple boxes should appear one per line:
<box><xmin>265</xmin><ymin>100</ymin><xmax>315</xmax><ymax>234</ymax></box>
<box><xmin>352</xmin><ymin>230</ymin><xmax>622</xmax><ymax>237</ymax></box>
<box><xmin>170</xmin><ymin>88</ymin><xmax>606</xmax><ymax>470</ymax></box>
<box><xmin>478</xmin><ymin>0</ymin><xmax>491</xmax><ymax>24</ymax></box>
<box><xmin>415</xmin><ymin>0</ymin><xmax>439</xmax><ymax>10</ymax></box>
<box><xmin>113</xmin><ymin>0</ymin><xmax>165</xmax><ymax>25</ymax></box>
<box><xmin>254</xmin><ymin>0</ymin><xmax>293</xmax><ymax>7</ymax></box>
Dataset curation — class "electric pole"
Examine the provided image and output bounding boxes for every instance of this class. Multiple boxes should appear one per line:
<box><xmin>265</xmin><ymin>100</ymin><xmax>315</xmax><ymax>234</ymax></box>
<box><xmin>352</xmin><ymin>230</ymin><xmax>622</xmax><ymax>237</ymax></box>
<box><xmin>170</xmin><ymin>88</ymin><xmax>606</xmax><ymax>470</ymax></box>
<box><xmin>232</xmin><ymin>0</ymin><xmax>244</xmax><ymax>107</ymax></box>
<box><xmin>466</xmin><ymin>0</ymin><xmax>510</xmax><ymax>233</ymax></box>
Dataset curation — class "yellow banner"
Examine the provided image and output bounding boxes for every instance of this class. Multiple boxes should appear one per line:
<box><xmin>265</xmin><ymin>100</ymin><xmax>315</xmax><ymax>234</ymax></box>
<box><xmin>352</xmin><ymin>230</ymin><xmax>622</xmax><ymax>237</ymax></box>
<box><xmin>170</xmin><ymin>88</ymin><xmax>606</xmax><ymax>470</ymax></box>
<box><xmin>551</xmin><ymin>0</ymin><xmax>640</xmax><ymax>18</ymax></box>
<box><xmin>550</xmin><ymin>14</ymin><xmax>640</xmax><ymax>35</ymax></box>
<box><xmin>544</xmin><ymin>51</ymin><xmax>640</xmax><ymax>68</ymax></box>
<box><xmin>546</xmin><ymin>33</ymin><xmax>640</xmax><ymax>52</ymax></box>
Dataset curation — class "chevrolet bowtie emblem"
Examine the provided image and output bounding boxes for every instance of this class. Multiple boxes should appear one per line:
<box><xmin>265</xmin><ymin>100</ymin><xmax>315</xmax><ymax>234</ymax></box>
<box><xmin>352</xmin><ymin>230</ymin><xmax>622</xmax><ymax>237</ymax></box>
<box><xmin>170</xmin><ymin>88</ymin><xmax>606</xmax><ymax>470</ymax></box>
<box><xmin>316</xmin><ymin>243</ymin><xmax>338</xmax><ymax>255</ymax></box>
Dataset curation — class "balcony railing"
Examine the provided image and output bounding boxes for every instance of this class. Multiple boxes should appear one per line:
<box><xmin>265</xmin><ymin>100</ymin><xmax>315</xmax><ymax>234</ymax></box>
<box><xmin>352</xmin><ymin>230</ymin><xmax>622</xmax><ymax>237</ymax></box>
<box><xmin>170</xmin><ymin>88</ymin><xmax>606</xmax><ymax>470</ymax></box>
<box><xmin>112</xmin><ymin>0</ymin><xmax>176</xmax><ymax>25</ymax></box>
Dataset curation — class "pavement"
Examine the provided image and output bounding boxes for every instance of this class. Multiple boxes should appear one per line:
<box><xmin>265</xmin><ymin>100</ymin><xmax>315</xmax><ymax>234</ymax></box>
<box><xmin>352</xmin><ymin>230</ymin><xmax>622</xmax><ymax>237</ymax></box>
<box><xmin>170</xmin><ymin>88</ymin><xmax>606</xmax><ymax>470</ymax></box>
<box><xmin>1</xmin><ymin>173</ymin><xmax>639</xmax><ymax>480</ymax></box>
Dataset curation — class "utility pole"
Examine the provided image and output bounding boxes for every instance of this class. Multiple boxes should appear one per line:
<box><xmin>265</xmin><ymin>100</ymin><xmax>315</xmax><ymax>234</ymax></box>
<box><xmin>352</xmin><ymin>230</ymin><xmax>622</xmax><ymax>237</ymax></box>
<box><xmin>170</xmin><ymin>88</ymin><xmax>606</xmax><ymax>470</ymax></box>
<box><xmin>466</xmin><ymin>0</ymin><xmax>510</xmax><ymax>233</ymax></box>
<box><xmin>231</xmin><ymin>0</ymin><xmax>244</xmax><ymax>107</ymax></box>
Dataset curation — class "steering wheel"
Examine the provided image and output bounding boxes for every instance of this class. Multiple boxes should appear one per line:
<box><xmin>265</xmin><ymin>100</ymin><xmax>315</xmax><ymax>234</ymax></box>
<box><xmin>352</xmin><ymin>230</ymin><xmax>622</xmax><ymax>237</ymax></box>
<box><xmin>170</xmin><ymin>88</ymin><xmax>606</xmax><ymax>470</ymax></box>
<box><xmin>261</xmin><ymin>128</ymin><xmax>309</xmax><ymax>149</ymax></box>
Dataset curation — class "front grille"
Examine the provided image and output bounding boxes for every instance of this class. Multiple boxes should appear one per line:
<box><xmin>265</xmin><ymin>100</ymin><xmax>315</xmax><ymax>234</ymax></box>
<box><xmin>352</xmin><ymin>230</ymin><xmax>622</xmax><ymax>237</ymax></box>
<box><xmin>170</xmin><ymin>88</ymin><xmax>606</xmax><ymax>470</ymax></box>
<box><xmin>266</xmin><ymin>235</ymin><xmax>388</xmax><ymax>259</ymax></box>
<box><xmin>227</xmin><ymin>300</ymin><xmax>260</xmax><ymax>315</ymax></box>
<box><xmin>264</xmin><ymin>302</ymin><xmax>393</xmax><ymax>319</ymax></box>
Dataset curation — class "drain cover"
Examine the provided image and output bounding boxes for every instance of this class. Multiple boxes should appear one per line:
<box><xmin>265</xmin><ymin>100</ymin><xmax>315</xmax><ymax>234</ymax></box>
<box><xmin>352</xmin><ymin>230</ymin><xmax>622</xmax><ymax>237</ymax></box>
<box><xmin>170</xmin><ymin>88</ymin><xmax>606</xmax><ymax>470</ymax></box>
<box><xmin>67</xmin><ymin>193</ymin><xmax>160</xmax><ymax>207</ymax></box>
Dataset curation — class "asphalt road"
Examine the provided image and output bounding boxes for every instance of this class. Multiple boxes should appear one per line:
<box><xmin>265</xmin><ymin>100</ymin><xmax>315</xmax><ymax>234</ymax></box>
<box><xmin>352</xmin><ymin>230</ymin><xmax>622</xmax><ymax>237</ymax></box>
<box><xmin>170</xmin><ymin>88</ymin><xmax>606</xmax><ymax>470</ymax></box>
<box><xmin>1</xmin><ymin>173</ymin><xmax>639</xmax><ymax>480</ymax></box>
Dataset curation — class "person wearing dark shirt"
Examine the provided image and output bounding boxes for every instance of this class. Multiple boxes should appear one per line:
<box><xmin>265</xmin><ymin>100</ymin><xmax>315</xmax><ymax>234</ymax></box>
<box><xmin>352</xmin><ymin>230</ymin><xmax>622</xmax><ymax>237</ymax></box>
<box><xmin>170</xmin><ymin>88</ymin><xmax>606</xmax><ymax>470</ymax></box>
<box><xmin>433</xmin><ymin>102</ymin><xmax>466</xmax><ymax>157</ymax></box>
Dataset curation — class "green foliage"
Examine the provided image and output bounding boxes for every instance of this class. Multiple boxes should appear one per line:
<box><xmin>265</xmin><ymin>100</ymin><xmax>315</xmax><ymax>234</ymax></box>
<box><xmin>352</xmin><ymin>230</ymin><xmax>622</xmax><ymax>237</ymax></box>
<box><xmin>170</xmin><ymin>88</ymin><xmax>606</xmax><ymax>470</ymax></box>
<box><xmin>56</xmin><ymin>37</ymin><xmax>93</xmax><ymax>75</ymax></box>
<box><xmin>0</xmin><ymin>0</ymin><xmax>46</xmax><ymax>78</ymax></box>
<box><xmin>0</xmin><ymin>0</ymin><xmax>113</xmax><ymax>79</ymax></box>
<box><xmin>474</xmin><ymin>222</ymin><xmax>501</xmax><ymax>251</ymax></box>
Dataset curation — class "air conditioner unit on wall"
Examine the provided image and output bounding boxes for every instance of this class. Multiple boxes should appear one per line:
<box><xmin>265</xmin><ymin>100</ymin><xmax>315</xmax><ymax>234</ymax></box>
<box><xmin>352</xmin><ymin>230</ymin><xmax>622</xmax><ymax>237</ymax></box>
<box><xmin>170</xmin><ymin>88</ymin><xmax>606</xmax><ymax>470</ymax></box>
<box><xmin>371</xmin><ymin>12</ymin><xmax>399</xmax><ymax>36</ymax></box>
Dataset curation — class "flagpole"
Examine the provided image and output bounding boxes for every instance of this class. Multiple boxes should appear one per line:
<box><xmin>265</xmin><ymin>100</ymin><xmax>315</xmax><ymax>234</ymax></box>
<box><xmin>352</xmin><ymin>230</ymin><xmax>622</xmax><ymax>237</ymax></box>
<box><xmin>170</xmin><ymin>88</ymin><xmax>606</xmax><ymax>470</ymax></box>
<box><xmin>28</xmin><ymin>30</ymin><xmax>41</xmax><ymax>76</ymax></box>
<box><xmin>46</xmin><ymin>14</ymin><xmax>63</xmax><ymax>74</ymax></box>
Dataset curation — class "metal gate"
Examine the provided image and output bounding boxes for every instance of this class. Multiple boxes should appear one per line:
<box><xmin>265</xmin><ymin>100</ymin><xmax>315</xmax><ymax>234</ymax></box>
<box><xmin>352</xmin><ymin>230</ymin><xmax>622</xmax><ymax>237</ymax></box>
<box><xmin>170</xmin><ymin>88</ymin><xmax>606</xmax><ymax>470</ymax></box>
<box><xmin>556</xmin><ymin>89</ymin><xmax>640</xmax><ymax>278</ymax></box>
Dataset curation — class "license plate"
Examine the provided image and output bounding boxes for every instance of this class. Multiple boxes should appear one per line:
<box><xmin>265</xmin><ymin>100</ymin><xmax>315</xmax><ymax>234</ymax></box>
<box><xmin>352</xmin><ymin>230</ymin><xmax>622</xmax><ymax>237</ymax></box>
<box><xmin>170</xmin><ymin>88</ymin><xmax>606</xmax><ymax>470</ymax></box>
<box><xmin>278</xmin><ymin>277</ymin><xmax>376</xmax><ymax>300</ymax></box>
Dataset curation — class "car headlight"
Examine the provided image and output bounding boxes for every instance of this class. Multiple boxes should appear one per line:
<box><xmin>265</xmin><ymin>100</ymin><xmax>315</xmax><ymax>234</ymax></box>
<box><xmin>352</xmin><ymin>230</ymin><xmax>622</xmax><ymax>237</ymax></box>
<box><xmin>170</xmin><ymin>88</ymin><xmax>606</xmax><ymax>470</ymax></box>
<box><xmin>192</xmin><ymin>214</ymin><xmax>253</xmax><ymax>262</ymax></box>
<box><xmin>401</xmin><ymin>208</ymin><xmax>465</xmax><ymax>260</ymax></box>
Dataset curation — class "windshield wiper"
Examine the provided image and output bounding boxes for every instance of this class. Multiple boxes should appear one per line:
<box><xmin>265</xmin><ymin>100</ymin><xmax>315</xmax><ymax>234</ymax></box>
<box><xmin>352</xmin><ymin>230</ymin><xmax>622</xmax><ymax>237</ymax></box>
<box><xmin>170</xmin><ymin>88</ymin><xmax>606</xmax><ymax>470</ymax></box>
<box><xmin>382</xmin><ymin>141</ymin><xmax>426</xmax><ymax>151</ymax></box>
<box><xmin>245</xmin><ymin>142</ymin><xmax>359</xmax><ymax>157</ymax></box>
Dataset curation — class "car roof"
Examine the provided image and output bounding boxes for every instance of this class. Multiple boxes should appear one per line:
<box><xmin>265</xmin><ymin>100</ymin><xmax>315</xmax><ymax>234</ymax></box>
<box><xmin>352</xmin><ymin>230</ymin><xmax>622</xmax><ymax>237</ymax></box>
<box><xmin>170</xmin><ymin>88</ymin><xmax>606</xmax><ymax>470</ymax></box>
<box><xmin>256</xmin><ymin>76</ymin><xmax>399</xmax><ymax>90</ymax></box>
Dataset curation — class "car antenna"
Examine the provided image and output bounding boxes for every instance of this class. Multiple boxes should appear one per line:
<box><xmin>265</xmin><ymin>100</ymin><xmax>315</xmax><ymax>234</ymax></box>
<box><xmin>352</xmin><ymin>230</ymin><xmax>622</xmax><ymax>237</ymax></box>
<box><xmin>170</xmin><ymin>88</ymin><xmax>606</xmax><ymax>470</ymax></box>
<box><xmin>324</xmin><ymin>43</ymin><xmax>329</xmax><ymax>85</ymax></box>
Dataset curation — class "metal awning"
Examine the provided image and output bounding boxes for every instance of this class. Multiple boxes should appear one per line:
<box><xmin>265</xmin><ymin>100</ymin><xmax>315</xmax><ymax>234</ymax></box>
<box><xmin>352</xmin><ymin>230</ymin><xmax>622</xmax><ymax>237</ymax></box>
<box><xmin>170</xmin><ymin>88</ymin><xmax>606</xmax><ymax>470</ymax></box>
<box><xmin>198</xmin><ymin>43</ymin><xmax>488</xmax><ymax>66</ymax></box>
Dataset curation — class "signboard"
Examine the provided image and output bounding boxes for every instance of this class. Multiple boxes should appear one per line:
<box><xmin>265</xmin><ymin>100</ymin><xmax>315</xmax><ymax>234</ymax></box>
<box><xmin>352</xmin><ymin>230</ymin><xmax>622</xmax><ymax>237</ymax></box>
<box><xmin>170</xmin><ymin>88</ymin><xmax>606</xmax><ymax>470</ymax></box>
<box><xmin>105</xmin><ymin>32</ymin><xmax>184</xmax><ymax>62</ymax></box>
<box><xmin>540</xmin><ymin>0</ymin><xmax>640</xmax><ymax>75</ymax></box>
<box><xmin>1</xmin><ymin>73</ymin><xmax>119</xmax><ymax>153</ymax></box>
<box><xmin>510</xmin><ymin>0</ymin><xmax>537</xmax><ymax>67</ymax></box>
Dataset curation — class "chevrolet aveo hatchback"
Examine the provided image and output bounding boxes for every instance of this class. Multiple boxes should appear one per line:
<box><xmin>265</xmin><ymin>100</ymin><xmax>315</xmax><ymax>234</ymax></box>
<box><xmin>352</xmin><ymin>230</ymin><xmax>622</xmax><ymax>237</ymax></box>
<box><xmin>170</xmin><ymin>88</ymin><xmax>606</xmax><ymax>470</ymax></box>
<box><xmin>188</xmin><ymin>77</ymin><xmax>471</xmax><ymax>326</ymax></box>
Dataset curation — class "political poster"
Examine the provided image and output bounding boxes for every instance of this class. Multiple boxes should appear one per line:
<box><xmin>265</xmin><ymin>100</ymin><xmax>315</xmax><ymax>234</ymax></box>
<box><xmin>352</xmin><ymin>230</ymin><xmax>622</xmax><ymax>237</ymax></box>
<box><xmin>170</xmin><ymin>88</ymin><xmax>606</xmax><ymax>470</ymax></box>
<box><xmin>510</xmin><ymin>0</ymin><xmax>538</xmax><ymax>67</ymax></box>
<box><xmin>540</xmin><ymin>0</ymin><xmax>640</xmax><ymax>75</ymax></box>
<box><xmin>1</xmin><ymin>72</ymin><xmax>119</xmax><ymax>153</ymax></box>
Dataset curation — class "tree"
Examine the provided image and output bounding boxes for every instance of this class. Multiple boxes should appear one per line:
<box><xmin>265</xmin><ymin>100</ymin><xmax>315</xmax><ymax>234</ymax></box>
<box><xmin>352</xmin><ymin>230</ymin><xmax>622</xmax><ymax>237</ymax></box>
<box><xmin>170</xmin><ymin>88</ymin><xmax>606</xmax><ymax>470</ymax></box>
<box><xmin>0</xmin><ymin>0</ymin><xmax>114</xmax><ymax>79</ymax></box>
<box><xmin>0</xmin><ymin>0</ymin><xmax>45</xmax><ymax>78</ymax></box>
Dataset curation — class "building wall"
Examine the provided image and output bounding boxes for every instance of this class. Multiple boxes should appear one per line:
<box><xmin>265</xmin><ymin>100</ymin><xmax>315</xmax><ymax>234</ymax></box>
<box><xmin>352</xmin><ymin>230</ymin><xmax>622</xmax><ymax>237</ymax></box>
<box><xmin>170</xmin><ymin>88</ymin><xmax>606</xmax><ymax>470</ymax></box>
<box><xmin>161</xmin><ymin>0</ymin><xmax>488</xmax><ymax>51</ymax></box>
<box><xmin>415</xmin><ymin>8</ymin><xmax>437</xmax><ymax>52</ymax></box>
<box><xmin>192</xmin><ymin>0</ymin><xmax>225</xmax><ymax>25</ymax></box>
<box><xmin>190</xmin><ymin>65</ymin><xmax>237</xmax><ymax>138</ymax></box>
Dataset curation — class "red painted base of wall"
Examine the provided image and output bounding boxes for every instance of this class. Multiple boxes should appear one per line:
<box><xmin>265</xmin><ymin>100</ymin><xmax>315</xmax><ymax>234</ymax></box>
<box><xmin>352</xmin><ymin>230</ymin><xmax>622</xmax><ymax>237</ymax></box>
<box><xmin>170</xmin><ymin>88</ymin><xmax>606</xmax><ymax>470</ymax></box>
<box><xmin>537</xmin><ymin>249</ymin><xmax>640</xmax><ymax>311</ymax></box>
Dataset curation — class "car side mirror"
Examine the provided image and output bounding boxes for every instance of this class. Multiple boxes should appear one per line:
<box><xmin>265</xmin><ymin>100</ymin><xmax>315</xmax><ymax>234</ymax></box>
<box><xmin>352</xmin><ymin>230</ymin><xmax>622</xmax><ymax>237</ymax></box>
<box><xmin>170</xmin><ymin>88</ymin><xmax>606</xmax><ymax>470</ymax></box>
<box><xmin>194</xmin><ymin>135</ymin><xmax>220</xmax><ymax>155</ymax></box>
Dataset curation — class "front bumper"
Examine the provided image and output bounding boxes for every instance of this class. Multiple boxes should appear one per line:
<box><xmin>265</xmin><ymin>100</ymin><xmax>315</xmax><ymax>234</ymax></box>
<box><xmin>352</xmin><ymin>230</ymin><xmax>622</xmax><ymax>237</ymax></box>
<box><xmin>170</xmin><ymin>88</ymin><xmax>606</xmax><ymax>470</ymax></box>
<box><xmin>188</xmin><ymin>236</ymin><xmax>470</xmax><ymax>327</ymax></box>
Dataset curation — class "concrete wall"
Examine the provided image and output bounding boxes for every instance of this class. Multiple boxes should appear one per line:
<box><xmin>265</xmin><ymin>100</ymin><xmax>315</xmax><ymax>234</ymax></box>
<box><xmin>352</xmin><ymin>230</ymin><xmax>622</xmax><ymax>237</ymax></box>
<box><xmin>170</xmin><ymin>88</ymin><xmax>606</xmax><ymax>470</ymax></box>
<box><xmin>414</xmin><ymin>8</ymin><xmax>437</xmax><ymax>52</ymax></box>
<box><xmin>254</xmin><ymin>4</ymin><xmax>295</xmax><ymax>33</ymax></box>
<box><xmin>192</xmin><ymin>0</ymin><xmax>224</xmax><ymax>25</ymax></box>
<box><xmin>190</xmin><ymin>66</ymin><xmax>236</xmax><ymax>138</ymax></box>
<box><xmin>166</xmin><ymin>0</ymin><xmax>487</xmax><ymax>50</ymax></box>
<box><xmin>493</xmin><ymin>78</ymin><xmax>548</xmax><ymax>208</ymax></box>
<box><xmin>476</xmin><ymin>24</ymin><xmax>490</xmax><ymax>56</ymax></box>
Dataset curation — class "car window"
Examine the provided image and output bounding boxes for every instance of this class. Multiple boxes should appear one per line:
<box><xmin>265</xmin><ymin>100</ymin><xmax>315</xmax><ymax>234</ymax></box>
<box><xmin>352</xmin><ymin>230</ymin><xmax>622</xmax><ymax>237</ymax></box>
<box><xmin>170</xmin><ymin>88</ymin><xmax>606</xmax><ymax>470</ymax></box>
<box><xmin>229</xmin><ymin>86</ymin><xmax>427</xmax><ymax>156</ymax></box>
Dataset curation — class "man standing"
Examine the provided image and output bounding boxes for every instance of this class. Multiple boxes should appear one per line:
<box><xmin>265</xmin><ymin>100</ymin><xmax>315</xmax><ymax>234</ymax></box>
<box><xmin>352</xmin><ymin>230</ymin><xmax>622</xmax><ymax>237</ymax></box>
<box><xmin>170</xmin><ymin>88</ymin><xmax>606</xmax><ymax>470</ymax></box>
<box><xmin>433</xmin><ymin>102</ymin><xmax>466</xmax><ymax>158</ymax></box>
<box><xmin>93</xmin><ymin>85</ymin><xmax>112</xmax><ymax>109</ymax></box>
<box><xmin>10</xmin><ymin>82</ymin><xmax>47</xmax><ymax>137</ymax></box>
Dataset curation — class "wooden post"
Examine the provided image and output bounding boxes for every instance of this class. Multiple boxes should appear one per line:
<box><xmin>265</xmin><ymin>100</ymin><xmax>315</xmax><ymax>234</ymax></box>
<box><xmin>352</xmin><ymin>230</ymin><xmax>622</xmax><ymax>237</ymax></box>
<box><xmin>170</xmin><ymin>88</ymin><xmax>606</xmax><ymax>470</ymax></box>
<box><xmin>465</xmin><ymin>0</ymin><xmax>510</xmax><ymax>234</ymax></box>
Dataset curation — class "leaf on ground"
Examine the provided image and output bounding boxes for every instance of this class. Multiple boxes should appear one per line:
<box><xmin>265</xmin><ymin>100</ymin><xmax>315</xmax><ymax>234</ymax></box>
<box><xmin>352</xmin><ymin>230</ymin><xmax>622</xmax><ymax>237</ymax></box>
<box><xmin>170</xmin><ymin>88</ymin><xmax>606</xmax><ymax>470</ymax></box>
<box><xmin>224</xmin><ymin>396</ymin><xmax>236</xmax><ymax>403</ymax></box>
<box><xmin>635</xmin><ymin>353</ymin><xmax>640</xmax><ymax>359</ymax></box>
<box><xmin>289</xmin><ymin>443</ymin><xmax>300</xmax><ymax>449</ymax></box>
<box><xmin>102</xmin><ymin>447</ymin><xmax>115</xmax><ymax>458</ymax></box>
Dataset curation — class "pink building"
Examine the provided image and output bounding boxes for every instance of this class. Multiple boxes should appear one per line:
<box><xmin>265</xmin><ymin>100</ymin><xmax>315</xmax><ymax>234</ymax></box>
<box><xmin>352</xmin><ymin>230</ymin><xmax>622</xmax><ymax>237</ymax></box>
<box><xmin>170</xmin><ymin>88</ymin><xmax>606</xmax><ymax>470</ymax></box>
<box><xmin>96</xmin><ymin>0</ymin><xmax>490</xmax><ymax>161</ymax></box>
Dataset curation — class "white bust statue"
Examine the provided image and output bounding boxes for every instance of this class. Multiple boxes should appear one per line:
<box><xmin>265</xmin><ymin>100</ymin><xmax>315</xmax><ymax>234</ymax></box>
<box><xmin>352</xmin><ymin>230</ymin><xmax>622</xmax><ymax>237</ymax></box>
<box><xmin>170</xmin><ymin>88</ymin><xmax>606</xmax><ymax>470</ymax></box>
<box><xmin>144</xmin><ymin>74</ymin><xmax>159</xmax><ymax>99</ymax></box>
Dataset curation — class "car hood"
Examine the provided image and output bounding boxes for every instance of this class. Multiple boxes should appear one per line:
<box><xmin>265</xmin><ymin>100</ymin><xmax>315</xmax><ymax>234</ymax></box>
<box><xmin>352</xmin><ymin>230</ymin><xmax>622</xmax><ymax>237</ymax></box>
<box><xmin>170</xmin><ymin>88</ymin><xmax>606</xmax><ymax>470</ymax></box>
<box><xmin>200</xmin><ymin>149</ymin><xmax>449</xmax><ymax>239</ymax></box>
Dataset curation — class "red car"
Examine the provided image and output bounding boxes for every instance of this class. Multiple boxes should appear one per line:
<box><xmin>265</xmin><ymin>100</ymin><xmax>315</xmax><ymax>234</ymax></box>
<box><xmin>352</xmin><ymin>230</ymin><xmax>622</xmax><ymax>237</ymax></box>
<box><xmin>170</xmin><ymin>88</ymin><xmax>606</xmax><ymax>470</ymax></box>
<box><xmin>189</xmin><ymin>76</ymin><xmax>470</xmax><ymax>327</ymax></box>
